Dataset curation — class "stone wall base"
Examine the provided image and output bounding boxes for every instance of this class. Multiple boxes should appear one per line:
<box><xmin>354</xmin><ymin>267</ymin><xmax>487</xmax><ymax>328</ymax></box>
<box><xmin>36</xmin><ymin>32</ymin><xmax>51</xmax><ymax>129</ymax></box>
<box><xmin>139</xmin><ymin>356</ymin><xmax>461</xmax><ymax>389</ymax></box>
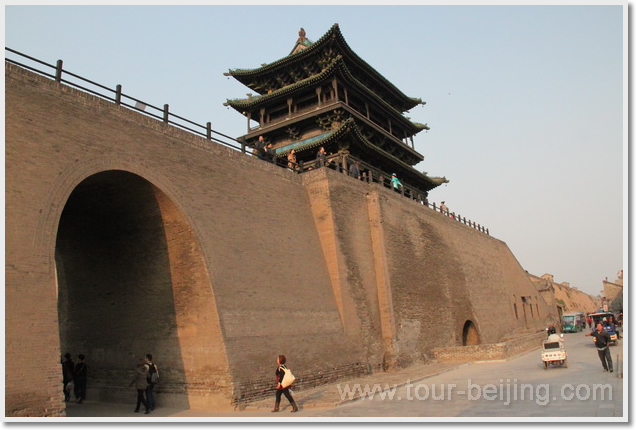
<box><xmin>431</xmin><ymin>332</ymin><xmax>546</xmax><ymax>363</ymax></box>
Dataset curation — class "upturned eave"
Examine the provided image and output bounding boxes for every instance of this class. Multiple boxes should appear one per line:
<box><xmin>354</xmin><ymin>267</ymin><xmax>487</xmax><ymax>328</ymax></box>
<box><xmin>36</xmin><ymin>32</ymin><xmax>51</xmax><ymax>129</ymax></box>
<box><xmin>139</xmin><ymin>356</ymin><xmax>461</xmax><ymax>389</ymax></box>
<box><xmin>225</xmin><ymin>56</ymin><xmax>426</xmax><ymax>136</ymax></box>
<box><xmin>224</xmin><ymin>23</ymin><xmax>423</xmax><ymax>111</ymax></box>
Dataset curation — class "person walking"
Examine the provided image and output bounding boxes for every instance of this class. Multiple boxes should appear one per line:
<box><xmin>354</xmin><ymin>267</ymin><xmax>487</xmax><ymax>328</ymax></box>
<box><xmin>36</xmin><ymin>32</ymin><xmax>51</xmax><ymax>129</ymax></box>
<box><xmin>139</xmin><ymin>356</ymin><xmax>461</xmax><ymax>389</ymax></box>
<box><xmin>73</xmin><ymin>354</ymin><xmax>87</xmax><ymax>404</ymax></box>
<box><xmin>145</xmin><ymin>354</ymin><xmax>159</xmax><ymax>411</ymax></box>
<box><xmin>271</xmin><ymin>355</ymin><xmax>298</xmax><ymax>413</ymax></box>
<box><xmin>585</xmin><ymin>323</ymin><xmax>613</xmax><ymax>372</ymax></box>
<box><xmin>61</xmin><ymin>353</ymin><xmax>74</xmax><ymax>402</ymax></box>
<box><xmin>129</xmin><ymin>358</ymin><xmax>150</xmax><ymax>414</ymax></box>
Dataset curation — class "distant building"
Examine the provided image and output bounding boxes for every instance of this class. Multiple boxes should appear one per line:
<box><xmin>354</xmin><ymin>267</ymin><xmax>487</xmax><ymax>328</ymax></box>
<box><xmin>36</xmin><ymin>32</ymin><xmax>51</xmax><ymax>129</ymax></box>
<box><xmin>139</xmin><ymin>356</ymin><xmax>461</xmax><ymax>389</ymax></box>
<box><xmin>528</xmin><ymin>272</ymin><xmax>600</xmax><ymax>321</ymax></box>
<box><xmin>603</xmin><ymin>270</ymin><xmax>623</xmax><ymax>303</ymax></box>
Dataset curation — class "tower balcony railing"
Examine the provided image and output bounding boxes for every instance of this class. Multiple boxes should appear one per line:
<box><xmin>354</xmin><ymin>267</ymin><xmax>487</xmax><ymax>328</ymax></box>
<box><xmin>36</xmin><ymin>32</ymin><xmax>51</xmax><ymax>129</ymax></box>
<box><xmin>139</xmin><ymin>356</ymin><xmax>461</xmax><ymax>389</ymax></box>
<box><xmin>251</xmin><ymin>97</ymin><xmax>415</xmax><ymax>152</ymax></box>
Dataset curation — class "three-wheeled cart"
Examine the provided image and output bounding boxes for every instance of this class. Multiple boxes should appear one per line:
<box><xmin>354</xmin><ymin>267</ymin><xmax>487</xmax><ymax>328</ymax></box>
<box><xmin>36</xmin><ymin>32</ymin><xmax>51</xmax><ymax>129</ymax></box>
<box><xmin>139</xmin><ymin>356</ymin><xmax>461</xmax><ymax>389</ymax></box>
<box><xmin>542</xmin><ymin>334</ymin><xmax>567</xmax><ymax>370</ymax></box>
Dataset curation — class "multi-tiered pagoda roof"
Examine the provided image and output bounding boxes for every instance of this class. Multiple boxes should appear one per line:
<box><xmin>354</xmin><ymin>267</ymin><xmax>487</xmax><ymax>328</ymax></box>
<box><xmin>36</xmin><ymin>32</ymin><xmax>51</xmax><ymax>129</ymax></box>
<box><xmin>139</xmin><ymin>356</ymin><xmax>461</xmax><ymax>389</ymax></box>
<box><xmin>224</xmin><ymin>23</ymin><xmax>448</xmax><ymax>196</ymax></box>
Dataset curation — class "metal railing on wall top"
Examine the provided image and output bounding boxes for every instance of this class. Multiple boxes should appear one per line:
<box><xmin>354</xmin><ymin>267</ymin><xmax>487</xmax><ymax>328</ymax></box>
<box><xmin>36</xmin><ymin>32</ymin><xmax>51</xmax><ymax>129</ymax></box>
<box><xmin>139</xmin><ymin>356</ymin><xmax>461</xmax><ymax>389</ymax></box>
<box><xmin>5</xmin><ymin>47</ymin><xmax>490</xmax><ymax>236</ymax></box>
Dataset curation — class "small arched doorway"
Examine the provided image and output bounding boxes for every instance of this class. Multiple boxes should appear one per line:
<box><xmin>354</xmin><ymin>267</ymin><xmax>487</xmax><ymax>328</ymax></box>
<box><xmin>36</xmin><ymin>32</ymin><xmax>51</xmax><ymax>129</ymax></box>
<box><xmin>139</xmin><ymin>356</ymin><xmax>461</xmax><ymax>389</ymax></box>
<box><xmin>462</xmin><ymin>320</ymin><xmax>480</xmax><ymax>346</ymax></box>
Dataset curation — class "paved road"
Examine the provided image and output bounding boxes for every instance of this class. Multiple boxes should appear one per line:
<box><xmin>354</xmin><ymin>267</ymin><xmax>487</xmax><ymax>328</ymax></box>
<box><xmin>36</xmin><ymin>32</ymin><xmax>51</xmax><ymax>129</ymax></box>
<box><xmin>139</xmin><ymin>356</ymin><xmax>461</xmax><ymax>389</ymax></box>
<box><xmin>63</xmin><ymin>331</ymin><xmax>624</xmax><ymax>420</ymax></box>
<box><xmin>313</xmin><ymin>331</ymin><xmax>624</xmax><ymax>418</ymax></box>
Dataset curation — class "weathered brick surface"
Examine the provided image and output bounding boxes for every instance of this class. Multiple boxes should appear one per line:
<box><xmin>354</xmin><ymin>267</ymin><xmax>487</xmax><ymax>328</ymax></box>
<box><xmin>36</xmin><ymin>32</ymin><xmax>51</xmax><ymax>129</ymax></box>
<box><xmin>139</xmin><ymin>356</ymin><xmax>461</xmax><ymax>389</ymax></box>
<box><xmin>303</xmin><ymin>170</ymin><xmax>385</xmax><ymax>370</ymax></box>
<box><xmin>302</xmin><ymin>169</ymin><xmax>553</xmax><ymax>367</ymax></box>
<box><xmin>6</xmin><ymin>63</ymin><xmax>557</xmax><ymax>416</ymax></box>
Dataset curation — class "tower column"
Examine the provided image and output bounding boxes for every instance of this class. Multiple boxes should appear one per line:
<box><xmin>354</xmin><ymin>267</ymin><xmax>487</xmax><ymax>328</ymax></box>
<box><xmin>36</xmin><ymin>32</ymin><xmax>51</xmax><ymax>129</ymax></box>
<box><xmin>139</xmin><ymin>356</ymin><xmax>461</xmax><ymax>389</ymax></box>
<box><xmin>332</xmin><ymin>78</ymin><xmax>338</xmax><ymax>102</ymax></box>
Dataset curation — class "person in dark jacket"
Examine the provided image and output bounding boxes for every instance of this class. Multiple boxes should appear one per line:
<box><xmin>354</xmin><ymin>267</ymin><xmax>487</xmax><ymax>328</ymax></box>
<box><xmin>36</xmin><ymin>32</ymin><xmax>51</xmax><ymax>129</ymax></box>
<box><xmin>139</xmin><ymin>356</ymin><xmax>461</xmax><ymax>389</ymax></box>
<box><xmin>586</xmin><ymin>323</ymin><xmax>613</xmax><ymax>372</ymax></box>
<box><xmin>73</xmin><ymin>354</ymin><xmax>87</xmax><ymax>403</ymax></box>
<box><xmin>255</xmin><ymin>135</ymin><xmax>267</xmax><ymax>160</ymax></box>
<box><xmin>271</xmin><ymin>354</ymin><xmax>298</xmax><ymax>413</ymax></box>
<box><xmin>145</xmin><ymin>353</ymin><xmax>158</xmax><ymax>411</ymax></box>
<box><xmin>265</xmin><ymin>143</ymin><xmax>276</xmax><ymax>163</ymax></box>
<box><xmin>608</xmin><ymin>316</ymin><xmax>620</xmax><ymax>339</ymax></box>
<box><xmin>129</xmin><ymin>358</ymin><xmax>150</xmax><ymax>414</ymax></box>
<box><xmin>61</xmin><ymin>353</ymin><xmax>74</xmax><ymax>402</ymax></box>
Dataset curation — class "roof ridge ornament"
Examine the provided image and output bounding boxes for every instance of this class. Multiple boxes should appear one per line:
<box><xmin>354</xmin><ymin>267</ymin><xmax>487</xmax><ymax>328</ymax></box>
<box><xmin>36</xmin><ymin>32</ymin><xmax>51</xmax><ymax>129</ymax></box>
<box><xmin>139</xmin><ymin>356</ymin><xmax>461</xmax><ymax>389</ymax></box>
<box><xmin>298</xmin><ymin>28</ymin><xmax>307</xmax><ymax>43</ymax></box>
<box><xmin>290</xmin><ymin>27</ymin><xmax>312</xmax><ymax>55</ymax></box>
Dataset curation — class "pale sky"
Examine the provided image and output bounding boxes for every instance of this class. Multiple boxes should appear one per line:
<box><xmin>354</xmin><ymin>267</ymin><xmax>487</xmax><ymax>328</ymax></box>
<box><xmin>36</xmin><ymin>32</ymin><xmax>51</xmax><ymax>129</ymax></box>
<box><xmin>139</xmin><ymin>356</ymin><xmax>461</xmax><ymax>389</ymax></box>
<box><xmin>4</xmin><ymin>4</ymin><xmax>626</xmax><ymax>296</ymax></box>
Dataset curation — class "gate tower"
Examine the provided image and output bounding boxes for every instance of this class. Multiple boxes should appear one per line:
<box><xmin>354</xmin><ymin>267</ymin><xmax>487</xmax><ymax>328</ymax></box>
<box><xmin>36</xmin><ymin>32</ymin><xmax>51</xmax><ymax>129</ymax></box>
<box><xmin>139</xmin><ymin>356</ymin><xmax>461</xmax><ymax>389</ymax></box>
<box><xmin>224</xmin><ymin>23</ymin><xmax>448</xmax><ymax>198</ymax></box>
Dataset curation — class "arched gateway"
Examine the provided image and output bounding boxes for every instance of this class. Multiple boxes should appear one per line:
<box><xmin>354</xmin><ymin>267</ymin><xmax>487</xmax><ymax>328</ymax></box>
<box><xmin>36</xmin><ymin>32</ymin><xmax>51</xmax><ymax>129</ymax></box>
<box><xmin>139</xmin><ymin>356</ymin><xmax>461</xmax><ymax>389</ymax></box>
<box><xmin>55</xmin><ymin>170</ymin><xmax>231</xmax><ymax>409</ymax></box>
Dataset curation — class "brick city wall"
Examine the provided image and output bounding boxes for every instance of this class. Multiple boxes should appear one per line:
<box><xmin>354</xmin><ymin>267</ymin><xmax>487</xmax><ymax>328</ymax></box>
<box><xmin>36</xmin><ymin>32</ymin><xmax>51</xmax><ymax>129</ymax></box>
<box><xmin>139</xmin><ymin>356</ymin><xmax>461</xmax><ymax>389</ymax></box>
<box><xmin>5</xmin><ymin>63</ymin><xmax>365</xmax><ymax>414</ymax></box>
<box><xmin>303</xmin><ymin>169</ymin><xmax>554</xmax><ymax>367</ymax></box>
<box><xmin>6</xmin><ymin>63</ymin><xmax>555</xmax><ymax>416</ymax></box>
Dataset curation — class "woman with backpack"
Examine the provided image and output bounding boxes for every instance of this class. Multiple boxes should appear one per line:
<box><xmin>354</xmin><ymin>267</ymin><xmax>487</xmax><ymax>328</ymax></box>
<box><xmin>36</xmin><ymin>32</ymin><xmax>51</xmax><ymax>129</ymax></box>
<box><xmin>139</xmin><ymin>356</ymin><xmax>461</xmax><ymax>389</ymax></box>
<box><xmin>145</xmin><ymin>354</ymin><xmax>158</xmax><ymax>411</ymax></box>
<box><xmin>271</xmin><ymin>354</ymin><xmax>298</xmax><ymax>413</ymax></box>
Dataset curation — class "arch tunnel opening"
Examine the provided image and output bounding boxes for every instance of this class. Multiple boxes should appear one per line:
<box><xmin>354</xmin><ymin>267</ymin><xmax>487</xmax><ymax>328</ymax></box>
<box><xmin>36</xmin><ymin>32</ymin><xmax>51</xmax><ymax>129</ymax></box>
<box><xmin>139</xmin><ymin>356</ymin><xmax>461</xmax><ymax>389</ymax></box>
<box><xmin>54</xmin><ymin>170</ymin><xmax>228</xmax><ymax>407</ymax></box>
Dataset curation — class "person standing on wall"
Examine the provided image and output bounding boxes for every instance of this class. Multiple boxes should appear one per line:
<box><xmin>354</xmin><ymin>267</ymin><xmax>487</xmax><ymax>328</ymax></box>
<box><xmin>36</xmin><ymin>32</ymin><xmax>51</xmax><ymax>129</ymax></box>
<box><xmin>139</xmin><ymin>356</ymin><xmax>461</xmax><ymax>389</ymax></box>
<box><xmin>316</xmin><ymin>147</ymin><xmax>327</xmax><ymax>168</ymax></box>
<box><xmin>255</xmin><ymin>135</ymin><xmax>267</xmax><ymax>160</ymax></box>
<box><xmin>271</xmin><ymin>354</ymin><xmax>298</xmax><ymax>413</ymax></box>
<box><xmin>390</xmin><ymin>173</ymin><xmax>402</xmax><ymax>192</ymax></box>
<box><xmin>145</xmin><ymin>354</ymin><xmax>159</xmax><ymax>411</ymax></box>
<box><xmin>349</xmin><ymin>161</ymin><xmax>361</xmax><ymax>180</ymax></box>
<box><xmin>130</xmin><ymin>357</ymin><xmax>150</xmax><ymax>414</ymax></box>
<box><xmin>440</xmin><ymin>201</ymin><xmax>449</xmax><ymax>215</ymax></box>
<box><xmin>287</xmin><ymin>149</ymin><xmax>297</xmax><ymax>171</ymax></box>
<box><xmin>585</xmin><ymin>323</ymin><xmax>613</xmax><ymax>372</ymax></box>
<box><xmin>265</xmin><ymin>143</ymin><xmax>276</xmax><ymax>164</ymax></box>
<box><xmin>73</xmin><ymin>354</ymin><xmax>87</xmax><ymax>404</ymax></box>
